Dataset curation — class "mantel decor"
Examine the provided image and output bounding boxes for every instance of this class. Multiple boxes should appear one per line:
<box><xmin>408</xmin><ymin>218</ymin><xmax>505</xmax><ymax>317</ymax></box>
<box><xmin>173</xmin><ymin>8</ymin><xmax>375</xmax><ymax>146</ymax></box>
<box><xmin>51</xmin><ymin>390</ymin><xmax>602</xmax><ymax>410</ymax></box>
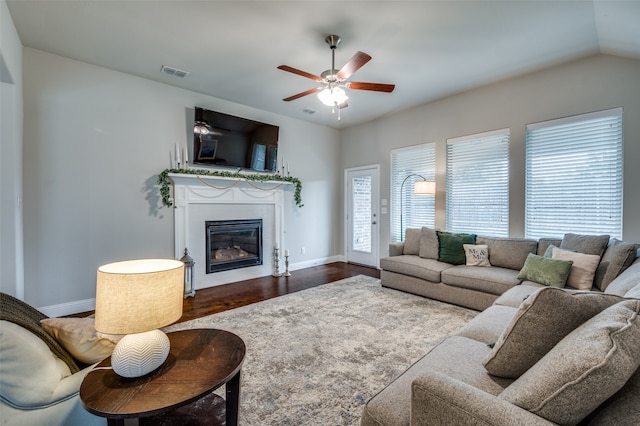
<box><xmin>158</xmin><ymin>168</ymin><xmax>304</xmax><ymax>208</ymax></box>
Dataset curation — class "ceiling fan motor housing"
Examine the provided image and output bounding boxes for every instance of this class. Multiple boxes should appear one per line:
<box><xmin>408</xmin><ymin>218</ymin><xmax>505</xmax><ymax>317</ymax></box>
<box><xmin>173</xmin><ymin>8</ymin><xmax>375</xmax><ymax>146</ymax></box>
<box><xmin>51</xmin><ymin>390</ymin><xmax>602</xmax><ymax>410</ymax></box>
<box><xmin>325</xmin><ymin>35</ymin><xmax>341</xmax><ymax>49</ymax></box>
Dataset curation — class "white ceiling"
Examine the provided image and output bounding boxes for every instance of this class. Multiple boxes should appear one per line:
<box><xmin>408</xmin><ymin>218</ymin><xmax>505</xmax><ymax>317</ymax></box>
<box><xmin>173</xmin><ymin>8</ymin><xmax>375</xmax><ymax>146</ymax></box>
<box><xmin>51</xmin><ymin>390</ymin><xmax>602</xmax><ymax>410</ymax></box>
<box><xmin>7</xmin><ymin>1</ymin><xmax>640</xmax><ymax>129</ymax></box>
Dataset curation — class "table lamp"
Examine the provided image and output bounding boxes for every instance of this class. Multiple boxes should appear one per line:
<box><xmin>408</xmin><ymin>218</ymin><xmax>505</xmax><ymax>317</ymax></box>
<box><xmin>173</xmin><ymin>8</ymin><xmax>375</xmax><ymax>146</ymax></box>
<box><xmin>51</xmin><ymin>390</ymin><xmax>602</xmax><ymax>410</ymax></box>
<box><xmin>95</xmin><ymin>259</ymin><xmax>184</xmax><ymax>378</ymax></box>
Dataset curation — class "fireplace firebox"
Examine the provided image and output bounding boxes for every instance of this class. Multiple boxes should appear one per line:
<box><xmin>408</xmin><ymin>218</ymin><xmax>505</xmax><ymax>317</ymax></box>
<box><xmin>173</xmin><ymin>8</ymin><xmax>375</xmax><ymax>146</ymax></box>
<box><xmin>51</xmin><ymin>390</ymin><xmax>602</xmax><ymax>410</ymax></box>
<box><xmin>205</xmin><ymin>219</ymin><xmax>263</xmax><ymax>273</ymax></box>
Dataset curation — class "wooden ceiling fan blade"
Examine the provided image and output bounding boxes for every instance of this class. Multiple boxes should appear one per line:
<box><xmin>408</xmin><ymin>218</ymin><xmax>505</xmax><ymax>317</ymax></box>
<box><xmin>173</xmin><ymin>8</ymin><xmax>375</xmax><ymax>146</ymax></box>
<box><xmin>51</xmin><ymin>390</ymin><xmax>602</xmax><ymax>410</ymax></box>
<box><xmin>277</xmin><ymin>65</ymin><xmax>323</xmax><ymax>82</ymax></box>
<box><xmin>336</xmin><ymin>51</ymin><xmax>372</xmax><ymax>80</ymax></box>
<box><xmin>283</xmin><ymin>87</ymin><xmax>322</xmax><ymax>102</ymax></box>
<box><xmin>347</xmin><ymin>81</ymin><xmax>396</xmax><ymax>93</ymax></box>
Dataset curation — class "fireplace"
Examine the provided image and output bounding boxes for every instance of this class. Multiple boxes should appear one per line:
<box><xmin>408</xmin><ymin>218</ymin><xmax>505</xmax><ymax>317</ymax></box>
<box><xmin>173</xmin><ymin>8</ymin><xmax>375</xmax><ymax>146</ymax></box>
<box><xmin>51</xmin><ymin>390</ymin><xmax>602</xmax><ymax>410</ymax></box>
<box><xmin>206</xmin><ymin>219</ymin><xmax>263</xmax><ymax>273</ymax></box>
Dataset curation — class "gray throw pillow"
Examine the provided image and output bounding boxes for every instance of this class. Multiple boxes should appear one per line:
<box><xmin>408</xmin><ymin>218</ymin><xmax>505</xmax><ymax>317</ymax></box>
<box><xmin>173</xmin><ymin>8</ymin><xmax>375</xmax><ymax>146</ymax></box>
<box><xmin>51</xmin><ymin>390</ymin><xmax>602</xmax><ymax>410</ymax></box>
<box><xmin>403</xmin><ymin>228</ymin><xmax>421</xmax><ymax>255</ymax></box>
<box><xmin>594</xmin><ymin>239</ymin><xmax>639</xmax><ymax>291</ymax></box>
<box><xmin>483</xmin><ymin>287</ymin><xmax>622</xmax><ymax>378</ymax></box>
<box><xmin>500</xmin><ymin>300</ymin><xmax>640</xmax><ymax>425</ymax></box>
<box><xmin>603</xmin><ymin>262</ymin><xmax>640</xmax><ymax>297</ymax></box>
<box><xmin>560</xmin><ymin>233</ymin><xmax>610</xmax><ymax>256</ymax></box>
<box><xmin>418</xmin><ymin>227</ymin><xmax>439</xmax><ymax>260</ymax></box>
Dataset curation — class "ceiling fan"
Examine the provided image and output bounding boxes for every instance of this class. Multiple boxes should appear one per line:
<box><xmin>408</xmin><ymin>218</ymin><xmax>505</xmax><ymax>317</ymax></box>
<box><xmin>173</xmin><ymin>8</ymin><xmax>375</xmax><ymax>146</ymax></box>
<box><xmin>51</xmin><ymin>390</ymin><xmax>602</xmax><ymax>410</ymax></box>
<box><xmin>278</xmin><ymin>35</ymin><xmax>395</xmax><ymax>119</ymax></box>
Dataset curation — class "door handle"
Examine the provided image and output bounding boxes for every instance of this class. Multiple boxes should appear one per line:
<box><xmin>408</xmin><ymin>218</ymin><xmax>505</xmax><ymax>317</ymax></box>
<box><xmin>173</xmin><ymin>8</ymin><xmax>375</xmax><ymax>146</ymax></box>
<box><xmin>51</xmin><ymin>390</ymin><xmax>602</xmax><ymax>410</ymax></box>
<box><xmin>372</xmin><ymin>221</ymin><xmax>377</xmax><ymax>225</ymax></box>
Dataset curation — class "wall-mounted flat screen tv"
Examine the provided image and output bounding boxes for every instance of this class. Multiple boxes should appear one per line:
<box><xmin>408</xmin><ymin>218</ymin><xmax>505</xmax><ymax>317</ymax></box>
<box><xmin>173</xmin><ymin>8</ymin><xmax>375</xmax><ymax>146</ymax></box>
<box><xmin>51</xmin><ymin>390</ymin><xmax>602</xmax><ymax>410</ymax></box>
<box><xmin>192</xmin><ymin>107</ymin><xmax>279</xmax><ymax>172</ymax></box>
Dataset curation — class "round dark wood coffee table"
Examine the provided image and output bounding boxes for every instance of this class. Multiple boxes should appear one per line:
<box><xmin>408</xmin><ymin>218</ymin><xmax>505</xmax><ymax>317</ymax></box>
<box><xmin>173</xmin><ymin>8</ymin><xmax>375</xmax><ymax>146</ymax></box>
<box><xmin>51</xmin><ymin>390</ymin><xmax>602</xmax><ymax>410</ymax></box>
<box><xmin>80</xmin><ymin>328</ymin><xmax>245</xmax><ymax>426</ymax></box>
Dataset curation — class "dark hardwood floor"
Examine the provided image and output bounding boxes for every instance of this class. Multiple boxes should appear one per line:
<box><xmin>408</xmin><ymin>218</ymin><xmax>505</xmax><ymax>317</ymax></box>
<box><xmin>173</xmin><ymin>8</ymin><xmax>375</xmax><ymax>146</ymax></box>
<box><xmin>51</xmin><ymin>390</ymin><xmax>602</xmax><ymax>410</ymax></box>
<box><xmin>176</xmin><ymin>262</ymin><xmax>380</xmax><ymax>324</ymax></box>
<box><xmin>69</xmin><ymin>262</ymin><xmax>380</xmax><ymax>321</ymax></box>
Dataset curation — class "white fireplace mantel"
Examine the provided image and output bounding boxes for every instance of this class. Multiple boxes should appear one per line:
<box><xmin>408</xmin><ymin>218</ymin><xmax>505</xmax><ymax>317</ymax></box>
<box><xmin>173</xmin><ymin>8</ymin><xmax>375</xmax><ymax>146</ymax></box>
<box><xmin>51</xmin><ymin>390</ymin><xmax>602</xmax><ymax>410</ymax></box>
<box><xmin>169</xmin><ymin>173</ymin><xmax>291</xmax><ymax>288</ymax></box>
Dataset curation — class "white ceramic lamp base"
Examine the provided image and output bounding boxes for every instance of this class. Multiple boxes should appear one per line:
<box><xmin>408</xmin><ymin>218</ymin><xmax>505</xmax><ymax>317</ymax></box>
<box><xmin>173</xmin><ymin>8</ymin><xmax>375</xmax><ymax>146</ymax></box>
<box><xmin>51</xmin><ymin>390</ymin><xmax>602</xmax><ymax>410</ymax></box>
<box><xmin>111</xmin><ymin>329</ymin><xmax>170</xmax><ymax>378</ymax></box>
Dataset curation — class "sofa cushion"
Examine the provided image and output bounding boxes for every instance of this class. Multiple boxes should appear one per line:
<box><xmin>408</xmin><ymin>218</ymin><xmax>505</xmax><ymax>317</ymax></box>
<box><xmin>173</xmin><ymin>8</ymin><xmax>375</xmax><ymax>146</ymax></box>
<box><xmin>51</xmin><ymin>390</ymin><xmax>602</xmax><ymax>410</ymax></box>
<box><xmin>516</xmin><ymin>253</ymin><xmax>573</xmax><ymax>288</ymax></box>
<box><xmin>499</xmin><ymin>300</ymin><xmax>640</xmax><ymax>425</ymax></box>
<box><xmin>456</xmin><ymin>305</ymin><xmax>517</xmax><ymax>344</ymax></box>
<box><xmin>442</xmin><ymin>266</ymin><xmax>521</xmax><ymax>296</ymax></box>
<box><xmin>625</xmin><ymin>285</ymin><xmax>640</xmax><ymax>299</ymax></box>
<box><xmin>604</xmin><ymin>262</ymin><xmax>640</xmax><ymax>297</ymax></box>
<box><xmin>41</xmin><ymin>317</ymin><xmax>119</xmax><ymax>364</ymax></box>
<box><xmin>463</xmin><ymin>244</ymin><xmax>491</xmax><ymax>266</ymax></box>
<box><xmin>560</xmin><ymin>232</ymin><xmax>610</xmax><ymax>256</ymax></box>
<box><xmin>437</xmin><ymin>231</ymin><xmax>476</xmax><ymax>265</ymax></box>
<box><xmin>403</xmin><ymin>228</ymin><xmax>421</xmax><ymax>255</ymax></box>
<box><xmin>594</xmin><ymin>238</ymin><xmax>639</xmax><ymax>291</ymax></box>
<box><xmin>379</xmin><ymin>255</ymin><xmax>453</xmax><ymax>283</ymax></box>
<box><xmin>537</xmin><ymin>238</ymin><xmax>562</xmax><ymax>256</ymax></box>
<box><xmin>492</xmin><ymin>284</ymin><xmax>545</xmax><ymax>308</ymax></box>
<box><xmin>550</xmin><ymin>246</ymin><xmax>601</xmax><ymax>290</ymax></box>
<box><xmin>0</xmin><ymin>321</ymin><xmax>73</xmax><ymax>407</ymax></box>
<box><xmin>418</xmin><ymin>226</ymin><xmax>439</xmax><ymax>259</ymax></box>
<box><xmin>583</xmin><ymin>368</ymin><xmax>640</xmax><ymax>425</ymax></box>
<box><xmin>483</xmin><ymin>287</ymin><xmax>623</xmax><ymax>379</ymax></box>
<box><xmin>361</xmin><ymin>336</ymin><xmax>510</xmax><ymax>426</ymax></box>
<box><xmin>476</xmin><ymin>237</ymin><xmax>538</xmax><ymax>271</ymax></box>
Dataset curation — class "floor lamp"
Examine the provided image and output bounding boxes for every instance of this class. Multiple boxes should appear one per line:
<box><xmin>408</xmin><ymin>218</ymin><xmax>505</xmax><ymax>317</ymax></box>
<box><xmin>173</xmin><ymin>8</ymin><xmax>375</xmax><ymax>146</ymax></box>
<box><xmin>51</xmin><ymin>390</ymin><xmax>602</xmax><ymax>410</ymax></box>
<box><xmin>400</xmin><ymin>174</ymin><xmax>435</xmax><ymax>241</ymax></box>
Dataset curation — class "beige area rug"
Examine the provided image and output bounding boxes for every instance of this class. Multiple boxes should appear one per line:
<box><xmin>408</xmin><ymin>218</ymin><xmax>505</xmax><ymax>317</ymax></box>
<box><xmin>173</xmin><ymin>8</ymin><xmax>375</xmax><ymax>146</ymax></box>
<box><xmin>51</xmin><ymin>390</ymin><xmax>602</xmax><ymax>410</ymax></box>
<box><xmin>163</xmin><ymin>275</ymin><xmax>477</xmax><ymax>425</ymax></box>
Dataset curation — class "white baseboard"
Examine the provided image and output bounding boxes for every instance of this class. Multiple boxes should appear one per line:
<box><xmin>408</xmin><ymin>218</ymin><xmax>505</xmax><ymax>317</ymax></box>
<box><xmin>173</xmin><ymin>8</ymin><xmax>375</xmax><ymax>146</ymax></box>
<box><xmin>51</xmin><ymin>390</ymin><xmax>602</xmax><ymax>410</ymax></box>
<box><xmin>36</xmin><ymin>256</ymin><xmax>348</xmax><ymax>316</ymax></box>
<box><xmin>38</xmin><ymin>298</ymin><xmax>96</xmax><ymax>318</ymax></box>
<box><xmin>289</xmin><ymin>255</ymin><xmax>345</xmax><ymax>271</ymax></box>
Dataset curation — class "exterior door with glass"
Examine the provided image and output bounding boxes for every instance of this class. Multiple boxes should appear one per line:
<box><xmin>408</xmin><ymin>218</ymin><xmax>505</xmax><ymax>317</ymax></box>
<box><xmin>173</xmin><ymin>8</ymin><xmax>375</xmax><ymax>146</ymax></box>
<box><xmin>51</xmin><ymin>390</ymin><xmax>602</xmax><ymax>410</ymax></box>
<box><xmin>345</xmin><ymin>165</ymin><xmax>380</xmax><ymax>267</ymax></box>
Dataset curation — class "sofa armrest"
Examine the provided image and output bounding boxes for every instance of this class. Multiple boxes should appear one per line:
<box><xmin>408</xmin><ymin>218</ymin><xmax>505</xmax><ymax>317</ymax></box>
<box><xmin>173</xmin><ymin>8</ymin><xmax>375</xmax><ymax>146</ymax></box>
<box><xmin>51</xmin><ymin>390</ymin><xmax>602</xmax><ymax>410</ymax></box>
<box><xmin>411</xmin><ymin>371</ymin><xmax>555</xmax><ymax>426</ymax></box>
<box><xmin>389</xmin><ymin>242</ymin><xmax>404</xmax><ymax>257</ymax></box>
<box><xmin>51</xmin><ymin>364</ymin><xmax>98</xmax><ymax>404</ymax></box>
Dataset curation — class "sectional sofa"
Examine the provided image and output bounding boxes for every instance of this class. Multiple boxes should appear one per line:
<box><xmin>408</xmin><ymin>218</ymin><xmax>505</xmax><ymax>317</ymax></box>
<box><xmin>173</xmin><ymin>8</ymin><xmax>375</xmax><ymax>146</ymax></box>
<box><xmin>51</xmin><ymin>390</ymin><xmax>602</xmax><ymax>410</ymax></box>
<box><xmin>363</xmin><ymin>230</ymin><xmax>640</xmax><ymax>425</ymax></box>
<box><xmin>380</xmin><ymin>228</ymin><xmax>637</xmax><ymax>310</ymax></box>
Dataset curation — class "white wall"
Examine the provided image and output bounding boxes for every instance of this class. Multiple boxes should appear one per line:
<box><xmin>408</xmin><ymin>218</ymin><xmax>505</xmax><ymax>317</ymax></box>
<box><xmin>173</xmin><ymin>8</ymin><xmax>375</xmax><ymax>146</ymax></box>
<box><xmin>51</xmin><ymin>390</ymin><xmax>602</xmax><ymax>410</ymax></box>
<box><xmin>0</xmin><ymin>0</ymin><xmax>24</xmax><ymax>298</ymax></box>
<box><xmin>22</xmin><ymin>48</ymin><xmax>340</xmax><ymax>310</ymax></box>
<box><xmin>340</xmin><ymin>54</ymin><xmax>640</xmax><ymax>257</ymax></box>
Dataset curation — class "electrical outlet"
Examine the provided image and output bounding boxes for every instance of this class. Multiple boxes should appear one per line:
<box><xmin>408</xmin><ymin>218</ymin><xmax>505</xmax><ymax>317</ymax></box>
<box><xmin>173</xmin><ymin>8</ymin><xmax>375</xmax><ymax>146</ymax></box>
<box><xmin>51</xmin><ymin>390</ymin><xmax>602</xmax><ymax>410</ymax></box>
<box><xmin>301</xmin><ymin>247</ymin><xmax>306</xmax><ymax>254</ymax></box>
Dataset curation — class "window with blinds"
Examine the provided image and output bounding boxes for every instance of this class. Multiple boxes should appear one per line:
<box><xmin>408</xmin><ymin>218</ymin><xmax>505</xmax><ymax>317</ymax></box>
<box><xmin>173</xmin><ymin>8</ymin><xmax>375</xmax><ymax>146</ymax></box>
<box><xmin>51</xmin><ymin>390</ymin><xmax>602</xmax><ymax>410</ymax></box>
<box><xmin>525</xmin><ymin>108</ymin><xmax>623</xmax><ymax>240</ymax></box>
<box><xmin>391</xmin><ymin>143</ymin><xmax>435</xmax><ymax>242</ymax></box>
<box><xmin>446</xmin><ymin>129</ymin><xmax>510</xmax><ymax>237</ymax></box>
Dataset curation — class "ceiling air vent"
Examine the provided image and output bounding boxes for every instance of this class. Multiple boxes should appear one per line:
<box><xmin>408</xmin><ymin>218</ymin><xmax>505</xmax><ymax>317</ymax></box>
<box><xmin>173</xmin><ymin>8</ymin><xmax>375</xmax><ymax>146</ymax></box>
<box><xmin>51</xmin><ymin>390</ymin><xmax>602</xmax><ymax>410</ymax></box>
<box><xmin>160</xmin><ymin>65</ymin><xmax>190</xmax><ymax>78</ymax></box>
<box><xmin>302</xmin><ymin>107</ymin><xmax>317</xmax><ymax>115</ymax></box>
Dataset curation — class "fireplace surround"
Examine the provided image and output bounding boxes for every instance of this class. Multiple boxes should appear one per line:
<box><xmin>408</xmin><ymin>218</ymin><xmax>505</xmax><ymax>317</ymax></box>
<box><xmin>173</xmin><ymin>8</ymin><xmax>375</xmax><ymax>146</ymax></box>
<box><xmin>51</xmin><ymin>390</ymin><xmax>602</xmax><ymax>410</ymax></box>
<box><xmin>169</xmin><ymin>173</ymin><xmax>288</xmax><ymax>289</ymax></box>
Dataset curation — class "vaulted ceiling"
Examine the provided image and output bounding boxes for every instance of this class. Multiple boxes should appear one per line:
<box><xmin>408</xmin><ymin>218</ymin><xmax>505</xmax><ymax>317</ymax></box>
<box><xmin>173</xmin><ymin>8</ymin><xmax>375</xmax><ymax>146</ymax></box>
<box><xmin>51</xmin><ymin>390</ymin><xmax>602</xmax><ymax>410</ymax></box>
<box><xmin>7</xmin><ymin>1</ymin><xmax>640</xmax><ymax>128</ymax></box>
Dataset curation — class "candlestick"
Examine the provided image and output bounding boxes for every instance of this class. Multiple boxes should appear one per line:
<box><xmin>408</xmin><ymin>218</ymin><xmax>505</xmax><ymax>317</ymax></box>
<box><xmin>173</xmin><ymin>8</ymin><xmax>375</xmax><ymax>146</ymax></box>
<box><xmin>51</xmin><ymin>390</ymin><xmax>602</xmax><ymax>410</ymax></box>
<box><xmin>175</xmin><ymin>144</ymin><xmax>181</xmax><ymax>165</ymax></box>
<box><xmin>272</xmin><ymin>246</ymin><xmax>282</xmax><ymax>277</ymax></box>
<box><xmin>284</xmin><ymin>253</ymin><xmax>291</xmax><ymax>277</ymax></box>
<box><xmin>183</xmin><ymin>147</ymin><xmax>189</xmax><ymax>169</ymax></box>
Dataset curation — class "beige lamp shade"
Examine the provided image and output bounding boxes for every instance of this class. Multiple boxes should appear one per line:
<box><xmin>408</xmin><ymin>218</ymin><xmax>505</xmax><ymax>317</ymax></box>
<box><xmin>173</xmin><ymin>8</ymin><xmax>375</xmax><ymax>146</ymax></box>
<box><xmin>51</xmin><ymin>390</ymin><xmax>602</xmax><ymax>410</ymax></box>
<box><xmin>95</xmin><ymin>259</ymin><xmax>184</xmax><ymax>335</ymax></box>
<box><xmin>414</xmin><ymin>180</ymin><xmax>435</xmax><ymax>195</ymax></box>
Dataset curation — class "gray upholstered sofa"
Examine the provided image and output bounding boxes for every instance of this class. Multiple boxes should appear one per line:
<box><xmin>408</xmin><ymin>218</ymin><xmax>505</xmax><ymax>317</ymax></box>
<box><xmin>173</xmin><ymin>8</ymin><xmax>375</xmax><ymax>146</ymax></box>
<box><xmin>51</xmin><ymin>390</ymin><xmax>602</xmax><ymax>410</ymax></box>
<box><xmin>380</xmin><ymin>228</ymin><xmax>637</xmax><ymax>311</ymax></box>
<box><xmin>363</xmin><ymin>231</ymin><xmax>640</xmax><ymax>425</ymax></box>
<box><xmin>362</xmin><ymin>260</ymin><xmax>640</xmax><ymax>425</ymax></box>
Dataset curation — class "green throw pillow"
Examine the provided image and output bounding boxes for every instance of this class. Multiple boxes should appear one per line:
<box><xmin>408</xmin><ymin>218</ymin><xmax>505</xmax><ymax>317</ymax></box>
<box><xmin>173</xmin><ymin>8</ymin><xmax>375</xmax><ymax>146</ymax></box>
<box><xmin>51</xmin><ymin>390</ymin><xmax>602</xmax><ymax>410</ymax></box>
<box><xmin>437</xmin><ymin>231</ymin><xmax>477</xmax><ymax>265</ymax></box>
<box><xmin>517</xmin><ymin>253</ymin><xmax>573</xmax><ymax>288</ymax></box>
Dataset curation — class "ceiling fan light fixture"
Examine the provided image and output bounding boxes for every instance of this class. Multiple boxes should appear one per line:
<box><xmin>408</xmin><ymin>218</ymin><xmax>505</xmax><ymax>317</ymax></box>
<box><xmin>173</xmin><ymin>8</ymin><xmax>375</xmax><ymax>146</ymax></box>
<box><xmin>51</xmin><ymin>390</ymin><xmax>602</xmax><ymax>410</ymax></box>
<box><xmin>193</xmin><ymin>120</ymin><xmax>213</xmax><ymax>135</ymax></box>
<box><xmin>318</xmin><ymin>87</ymin><xmax>348</xmax><ymax>107</ymax></box>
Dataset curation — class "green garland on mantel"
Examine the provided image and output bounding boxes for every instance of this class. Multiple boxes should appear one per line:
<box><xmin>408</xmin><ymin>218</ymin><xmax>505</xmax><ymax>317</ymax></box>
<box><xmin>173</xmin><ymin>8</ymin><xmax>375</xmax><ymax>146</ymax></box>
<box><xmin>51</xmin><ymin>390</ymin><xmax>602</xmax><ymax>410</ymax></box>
<box><xmin>158</xmin><ymin>168</ymin><xmax>303</xmax><ymax>208</ymax></box>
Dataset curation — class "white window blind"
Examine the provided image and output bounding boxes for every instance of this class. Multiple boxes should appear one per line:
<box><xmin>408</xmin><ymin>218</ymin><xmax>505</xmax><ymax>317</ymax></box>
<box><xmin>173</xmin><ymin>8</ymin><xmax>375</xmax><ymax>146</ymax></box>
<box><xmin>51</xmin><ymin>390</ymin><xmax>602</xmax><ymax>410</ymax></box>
<box><xmin>525</xmin><ymin>108</ymin><xmax>623</xmax><ymax>239</ymax></box>
<box><xmin>391</xmin><ymin>143</ymin><xmax>435</xmax><ymax>242</ymax></box>
<box><xmin>446</xmin><ymin>129</ymin><xmax>510</xmax><ymax>237</ymax></box>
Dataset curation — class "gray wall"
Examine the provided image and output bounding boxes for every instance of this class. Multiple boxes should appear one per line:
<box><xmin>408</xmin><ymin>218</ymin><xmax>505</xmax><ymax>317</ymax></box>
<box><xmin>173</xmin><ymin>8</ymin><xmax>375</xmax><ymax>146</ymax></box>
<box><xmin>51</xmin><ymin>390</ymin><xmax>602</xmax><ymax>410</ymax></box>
<box><xmin>1</xmin><ymin>0</ymin><xmax>24</xmax><ymax>297</ymax></box>
<box><xmin>340</xmin><ymin>54</ymin><xmax>640</xmax><ymax>257</ymax></box>
<box><xmin>21</xmin><ymin>47</ymin><xmax>341</xmax><ymax>310</ymax></box>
